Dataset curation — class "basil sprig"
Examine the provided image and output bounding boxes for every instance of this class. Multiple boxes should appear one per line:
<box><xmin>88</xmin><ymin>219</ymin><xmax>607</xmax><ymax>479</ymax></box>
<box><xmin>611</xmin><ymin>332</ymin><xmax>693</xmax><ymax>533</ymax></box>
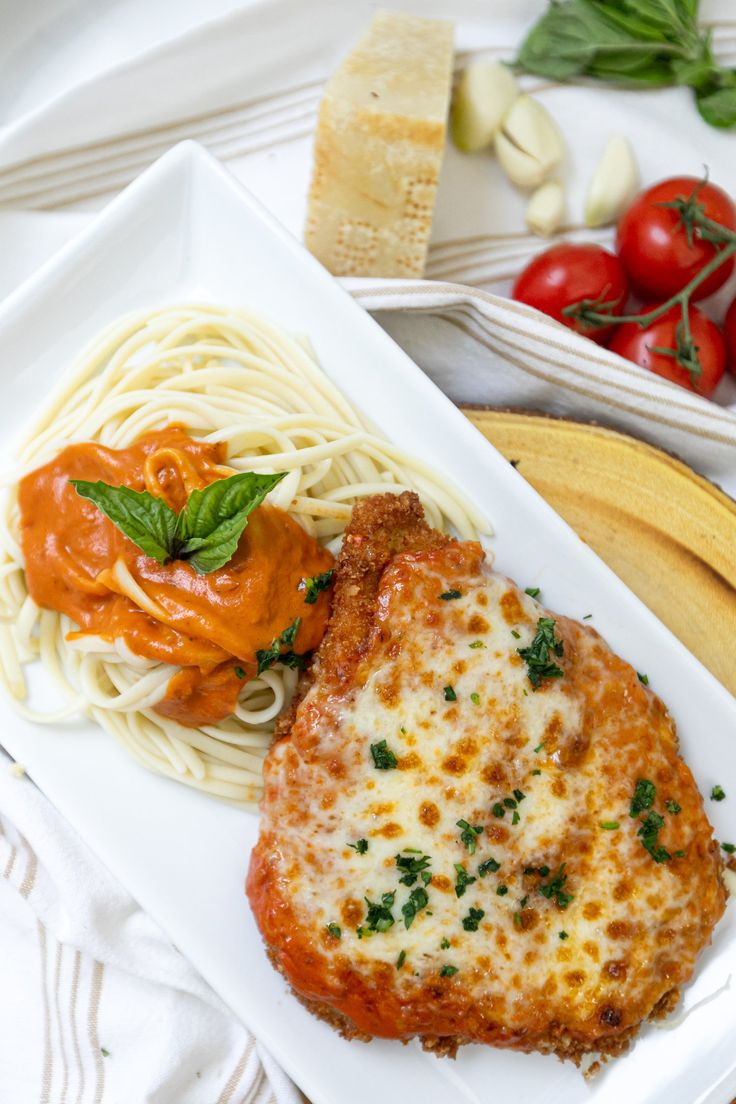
<box><xmin>516</xmin><ymin>0</ymin><xmax>736</xmax><ymax>129</ymax></box>
<box><xmin>71</xmin><ymin>470</ymin><xmax>285</xmax><ymax>575</ymax></box>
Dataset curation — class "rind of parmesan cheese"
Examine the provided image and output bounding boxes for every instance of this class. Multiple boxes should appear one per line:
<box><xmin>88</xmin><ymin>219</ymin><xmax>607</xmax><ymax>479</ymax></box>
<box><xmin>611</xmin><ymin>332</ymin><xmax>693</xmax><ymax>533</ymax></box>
<box><xmin>304</xmin><ymin>10</ymin><xmax>454</xmax><ymax>278</ymax></box>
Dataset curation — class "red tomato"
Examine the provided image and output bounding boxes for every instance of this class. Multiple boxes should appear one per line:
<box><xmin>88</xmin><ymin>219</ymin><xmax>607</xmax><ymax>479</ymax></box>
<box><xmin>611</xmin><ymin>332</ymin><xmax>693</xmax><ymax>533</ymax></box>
<box><xmin>512</xmin><ymin>244</ymin><xmax>629</xmax><ymax>343</ymax></box>
<box><xmin>725</xmin><ymin>297</ymin><xmax>736</xmax><ymax>375</ymax></box>
<box><xmin>616</xmin><ymin>177</ymin><xmax>736</xmax><ymax>301</ymax></box>
<box><xmin>609</xmin><ymin>303</ymin><xmax>726</xmax><ymax>397</ymax></box>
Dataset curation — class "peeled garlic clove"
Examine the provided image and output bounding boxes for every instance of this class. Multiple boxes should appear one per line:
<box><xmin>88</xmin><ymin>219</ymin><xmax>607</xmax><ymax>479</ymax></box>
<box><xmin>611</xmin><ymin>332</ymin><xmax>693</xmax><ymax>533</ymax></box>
<box><xmin>495</xmin><ymin>94</ymin><xmax>564</xmax><ymax>189</ymax></box>
<box><xmin>451</xmin><ymin>61</ymin><xmax>519</xmax><ymax>152</ymax></box>
<box><xmin>526</xmin><ymin>180</ymin><xmax>565</xmax><ymax>237</ymax></box>
<box><xmin>585</xmin><ymin>137</ymin><xmax>639</xmax><ymax>228</ymax></box>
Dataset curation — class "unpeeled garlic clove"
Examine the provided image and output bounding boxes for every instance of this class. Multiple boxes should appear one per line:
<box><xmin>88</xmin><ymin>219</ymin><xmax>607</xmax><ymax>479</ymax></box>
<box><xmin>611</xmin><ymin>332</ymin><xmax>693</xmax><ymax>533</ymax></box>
<box><xmin>526</xmin><ymin>180</ymin><xmax>565</xmax><ymax>237</ymax></box>
<box><xmin>451</xmin><ymin>61</ymin><xmax>519</xmax><ymax>153</ymax></box>
<box><xmin>495</xmin><ymin>95</ymin><xmax>565</xmax><ymax>189</ymax></box>
<box><xmin>585</xmin><ymin>137</ymin><xmax>639</xmax><ymax>228</ymax></box>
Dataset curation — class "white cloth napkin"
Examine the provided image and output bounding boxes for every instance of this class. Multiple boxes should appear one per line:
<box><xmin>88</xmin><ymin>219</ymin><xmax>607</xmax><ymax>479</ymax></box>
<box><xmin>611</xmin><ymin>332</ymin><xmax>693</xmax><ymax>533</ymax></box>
<box><xmin>1</xmin><ymin>2</ymin><xmax>736</xmax><ymax>1101</ymax></box>
<box><xmin>0</xmin><ymin>753</ymin><xmax>301</xmax><ymax>1104</ymax></box>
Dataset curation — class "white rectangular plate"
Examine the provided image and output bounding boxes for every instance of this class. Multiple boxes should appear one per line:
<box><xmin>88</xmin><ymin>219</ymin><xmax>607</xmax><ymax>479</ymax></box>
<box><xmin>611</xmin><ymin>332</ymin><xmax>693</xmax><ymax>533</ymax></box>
<box><xmin>0</xmin><ymin>142</ymin><xmax>734</xmax><ymax>1104</ymax></box>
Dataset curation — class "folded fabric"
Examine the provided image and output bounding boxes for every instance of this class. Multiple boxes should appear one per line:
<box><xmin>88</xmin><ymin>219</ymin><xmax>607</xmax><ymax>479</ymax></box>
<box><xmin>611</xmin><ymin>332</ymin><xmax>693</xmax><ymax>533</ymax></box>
<box><xmin>0</xmin><ymin>753</ymin><xmax>301</xmax><ymax>1104</ymax></box>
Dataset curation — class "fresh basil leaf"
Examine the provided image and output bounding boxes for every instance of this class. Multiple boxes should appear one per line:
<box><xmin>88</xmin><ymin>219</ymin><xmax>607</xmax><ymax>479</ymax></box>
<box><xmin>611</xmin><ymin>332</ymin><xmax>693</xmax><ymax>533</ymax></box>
<box><xmin>696</xmin><ymin>82</ymin><xmax>736</xmax><ymax>127</ymax></box>
<box><xmin>178</xmin><ymin>471</ymin><xmax>286</xmax><ymax>575</ymax></box>
<box><xmin>70</xmin><ymin>480</ymin><xmax>178</xmax><ymax>564</ymax></box>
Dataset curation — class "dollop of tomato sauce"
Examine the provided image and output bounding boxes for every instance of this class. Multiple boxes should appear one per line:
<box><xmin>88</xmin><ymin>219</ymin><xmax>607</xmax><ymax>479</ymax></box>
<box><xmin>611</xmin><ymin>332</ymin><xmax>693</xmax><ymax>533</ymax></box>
<box><xmin>18</xmin><ymin>427</ymin><xmax>333</xmax><ymax>727</ymax></box>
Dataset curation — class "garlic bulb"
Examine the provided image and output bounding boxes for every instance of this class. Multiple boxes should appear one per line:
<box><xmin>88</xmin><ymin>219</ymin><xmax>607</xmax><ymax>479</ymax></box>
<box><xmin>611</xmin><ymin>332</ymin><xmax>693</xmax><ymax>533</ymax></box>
<box><xmin>451</xmin><ymin>62</ymin><xmax>519</xmax><ymax>153</ymax></box>
<box><xmin>495</xmin><ymin>95</ymin><xmax>565</xmax><ymax>189</ymax></box>
<box><xmin>526</xmin><ymin>180</ymin><xmax>565</xmax><ymax>237</ymax></box>
<box><xmin>585</xmin><ymin>137</ymin><xmax>639</xmax><ymax>228</ymax></box>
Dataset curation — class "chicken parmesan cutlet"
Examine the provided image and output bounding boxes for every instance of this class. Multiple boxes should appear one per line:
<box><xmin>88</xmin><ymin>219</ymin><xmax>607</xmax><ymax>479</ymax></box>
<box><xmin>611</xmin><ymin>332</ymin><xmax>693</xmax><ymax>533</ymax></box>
<box><xmin>247</xmin><ymin>492</ymin><xmax>726</xmax><ymax>1065</ymax></box>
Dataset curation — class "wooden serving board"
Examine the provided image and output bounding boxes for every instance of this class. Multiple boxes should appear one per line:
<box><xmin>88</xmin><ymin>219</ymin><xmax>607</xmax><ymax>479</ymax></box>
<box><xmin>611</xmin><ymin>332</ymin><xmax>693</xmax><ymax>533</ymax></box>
<box><xmin>464</xmin><ymin>408</ymin><xmax>736</xmax><ymax>696</ymax></box>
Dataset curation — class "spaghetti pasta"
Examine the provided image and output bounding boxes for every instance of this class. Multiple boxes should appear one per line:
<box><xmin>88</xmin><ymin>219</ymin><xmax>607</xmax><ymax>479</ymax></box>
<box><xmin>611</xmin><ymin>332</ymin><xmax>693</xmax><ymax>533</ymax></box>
<box><xmin>0</xmin><ymin>304</ymin><xmax>488</xmax><ymax>803</ymax></box>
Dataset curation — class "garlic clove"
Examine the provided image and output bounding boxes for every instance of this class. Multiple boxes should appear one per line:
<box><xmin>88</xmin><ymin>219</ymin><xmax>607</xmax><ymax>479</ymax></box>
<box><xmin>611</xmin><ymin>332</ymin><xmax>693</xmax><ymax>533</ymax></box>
<box><xmin>585</xmin><ymin>137</ymin><xmax>639</xmax><ymax>228</ymax></box>
<box><xmin>495</xmin><ymin>94</ymin><xmax>564</xmax><ymax>189</ymax></box>
<box><xmin>526</xmin><ymin>180</ymin><xmax>565</xmax><ymax>237</ymax></box>
<box><xmin>451</xmin><ymin>61</ymin><xmax>519</xmax><ymax>153</ymax></box>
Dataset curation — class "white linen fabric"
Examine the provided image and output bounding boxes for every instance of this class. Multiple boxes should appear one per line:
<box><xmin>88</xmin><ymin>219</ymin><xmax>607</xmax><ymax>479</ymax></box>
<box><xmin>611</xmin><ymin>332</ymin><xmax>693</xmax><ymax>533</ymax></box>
<box><xmin>0</xmin><ymin>752</ymin><xmax>302</xmax><ymax>1104</ymax></box>
<box><xmin>1</xmin><ymin>1</ymin><xmax>735</xmax><ymax>1101</ymax></box>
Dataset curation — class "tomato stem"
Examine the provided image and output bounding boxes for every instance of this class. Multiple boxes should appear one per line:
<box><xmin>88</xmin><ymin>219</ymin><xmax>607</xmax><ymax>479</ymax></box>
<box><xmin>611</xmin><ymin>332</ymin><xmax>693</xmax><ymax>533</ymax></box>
<box><xmin>562</xmin><ymin>177</ymin><xmax>736</xmax><ymax>382</ymax></box>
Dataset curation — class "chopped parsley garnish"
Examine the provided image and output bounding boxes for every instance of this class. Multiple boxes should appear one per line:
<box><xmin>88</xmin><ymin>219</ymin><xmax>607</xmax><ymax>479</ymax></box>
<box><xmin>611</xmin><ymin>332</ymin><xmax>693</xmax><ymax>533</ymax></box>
<box><xmin>478</xmin><ymin>857</ymin><xmax>501</xmax><ymax>876</ymax></box>
<box><xmin>531</xmin><ymin>769</ymin><xmax>542</xmax><ymax>776</ymax></box>
<box><xmin>454</xmin><ymin>863</ymin><xmax>476</xmax><ymax>898</ymax></box>
<box><xmin>439</xmin><ymin>589</ymin><xmax>461</xmax><ymax>601</ymax></box>
<box><xmin>674</xmin><ymin>850</ymin><xmax>685</xmax><ymax>857</ymax></box>
<box><xmin>234</xmin><ymin>666</ymin><xmax>246</xmax><ymax>679</ymax></box>
<box><xmin>363</xmin><ymin>892</ymin><xmax>396</xmax><ymax>933</ymax></box>
<box><xmin>469</xmin><ymin>640</ymin><xmax>486</xmax><ymax>649</ymax></box>
<box><xmin>457</xmin><ymin>819</ymin><xmax>484</xmax><ymax>855</ymax></box>
<box><xmin>711</xmin><ymin>785</ymin><xmax>726</xmax><ymax>802</ymax></box>
<box><xmin>559</xmin><ymin>931</ymin><xmax>569</xmax><ymax>940</ymax></box>
<box><xmin>512</xmin><ymin>811</ymin><xmax>520</xmax><ymax>825</ymax></box>
<box><xmin>348</xmin><ymin>838</ymin><xmax>369</xmax><ymax>854</ymax></box>
<box><xmin>517</xmin><ymin>617</ymin><xmax>564</xmax><ymax>689</ymax></box>
<box><xmin>101</xmin><ymin>1047</ymin><xmax>110</xmax><ymax>1058</ymax></box>
<box><xmin>396</xmin><ymin>949</ymin><xmax>406</xmax><ymax>970</ymax></box>
<box><xmin>637</xmin><ymin>672</ymin><xmax>649</xmax><ymax>686</ymax></box>
<box><xmin>513</xmin><ymin>911</ymin><xmax>522</xmax><ymax>929</ymax></box>
<box><xmin>395</xmin><ymin>851</ymin><xmax>432</xmax><ymax>886</ymax></box>
<box><xmin>440</xmin><ymin>937</ymin><xmax>451</xmax><ymax>949</ymax></box>
<box><xmin>462</xmin><ymin>907</ymin><xmax>485</xmax><ymax>932</ymax></box>
<box><xmin>630</xmin><ymin>778</ymin><xmax>656</xmax><ymax>817</ymax></box>
<box><xmin>504</xmin><ymin>797</ymin><xmax>517</xmax><ymax>809</ymax></box>
<box><xmin>513</xmin><ymin>789</ymin><xmax>526</xmax><ymax>803</ymax></box>
<box><xmin>520</xmin><ymin>895</ymin><xmax>529</xmax><ymax>909</ymax></box>
<box><xmin>538</xmin><ymin>864</ymin><xmax>574</xmax><ymax>909</ymax></box>
<box><xmin>255</xmin><ymin>617</ymin><xmax>306</xmax><ymax>675</ymax></box>
<box><xmin>511</xmin><ymin>629</ymin><xmax>521</xmax><ymax>639</ymax></box>
<box><xmin>534</xmin><ymin>743</ymin><xmax>544</xmax><ymax>753</ymax></box>
<box><xmin>496</xmin><ymin>885</ymin><xmax>509</xmax><ymax>896</ymax></box>
<box><xmin>600</xmin><ymin>821</ymin><xmax>620</xmax><ymax>830</ymax></box>
<box><xmin>721</xmin><ymin>842</ymin><xmax>735</xmax><ymax>854</ymax></box>
<box><xmin>299</xmin><ymin>568</ymin><xmax>335</xmax><ymax>604</ymax></box>
<box><xmin>470</xmin><ymin>692</ymin><xmax>481</xmax><ymax>705</ymax></box>
<box><xmin>525</xmin><ymin>587</ymin><xmax>541</xmax><ymax>599</ymax></box>
<box><xmin>326</xmin><ymin>923</ymin><xmax>341</xmax><ymax>939</ymax></box>
<box><xmin>370</xmin><ymin>740</ymin><xmax>398</xmax><ymax>770</ymax></box>
<box><xmin>443</xmin><ymin>685</ymin><xmax>457</xmax><ymax>702</ymax></box>
<box><xmin>665</xmin><ymin>800</ymin><xmax>681</xmax><ymax>815</ymax></box>
<box><xmin>402</xmin><ymin>886</ymin><xmax>429</xmax><ymax>929</ymax></box>
<box><xmin>440</xmin><ymin>965</ymin><xmax>458</xmax><ymax>977</ymax></box>
<box><xmin>583</xmin><ymin>614</ymin><xmax>593</xmax><ymax>620</ymax></box>
<box><xmin>637</xmin><ymin>811</ymin><xmax>670</xmax><ymax>863</ymax></box>
<box><xmin>492</xmin><ymin>802</ymin><xmax>505</xmax><ymax>818</ymax></box>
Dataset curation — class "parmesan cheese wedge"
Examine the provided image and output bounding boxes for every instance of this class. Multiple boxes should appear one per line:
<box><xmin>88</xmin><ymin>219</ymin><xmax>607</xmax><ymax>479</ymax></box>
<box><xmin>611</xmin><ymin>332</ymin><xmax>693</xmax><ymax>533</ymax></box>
<box><xmin>304</xmin><ymin>10</ymin><xmax>454</xmax><ymax>278</ymax></box>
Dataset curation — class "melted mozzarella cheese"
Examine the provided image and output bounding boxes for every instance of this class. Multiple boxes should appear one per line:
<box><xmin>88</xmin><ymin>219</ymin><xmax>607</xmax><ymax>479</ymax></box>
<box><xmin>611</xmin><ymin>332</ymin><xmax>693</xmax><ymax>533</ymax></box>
<box><xmin>257</xmin><ymin>549</ymin><xmax>725</xmax><ymax>1047</ymax></box>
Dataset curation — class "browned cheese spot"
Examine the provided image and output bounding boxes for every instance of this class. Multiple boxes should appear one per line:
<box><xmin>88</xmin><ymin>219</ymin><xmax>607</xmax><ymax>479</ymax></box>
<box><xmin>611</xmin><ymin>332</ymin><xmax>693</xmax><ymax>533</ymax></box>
<box><xmin>373</xmin><ymin>821</ymin><xmax>403</xmax><ymax>838</ymax></box>
<box><xmin>341</xmin><ymin>898</ymin><xmax>363</xmax><ymax>926</ymax></box>
<box><xmin>442</xmin><ymin>755</ymin><xmax>467</xmax><ymax>775</ymax></box>
<box><xmin>419</xmin><ymin>801</ymin><xmax>440</xmax><ymax>828</ymax></box>
<box><xmin>499</xmin><ymin>589</ymin><xmax>526</xmax><ymax>626</ymax></box>
<box><xmin>430</xmin><ymin>874</ymin><xmax>452</xmax><ymax>893</ymax></box>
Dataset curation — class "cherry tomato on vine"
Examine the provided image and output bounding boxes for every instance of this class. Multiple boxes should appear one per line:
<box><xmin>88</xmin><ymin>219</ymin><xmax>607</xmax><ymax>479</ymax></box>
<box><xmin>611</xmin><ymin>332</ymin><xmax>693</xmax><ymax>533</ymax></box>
<box><xmin>616</xmin><ymin>177</ymin><xmax>736</xmax><ymax>301</ymax></box>
<box><xmin>724</xmin><ymin>297</ymin><xmax>736</xmax><ymax>376</ymax></box>
<box><xmin>512</xmin><ymin>243</ymin><xmax>629</xmax><ymax>343</ymax></box>
<box><xmin>609</xmin><ymin>303</ymin><xmax>726</xmax><ymax>397</ymax></box>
